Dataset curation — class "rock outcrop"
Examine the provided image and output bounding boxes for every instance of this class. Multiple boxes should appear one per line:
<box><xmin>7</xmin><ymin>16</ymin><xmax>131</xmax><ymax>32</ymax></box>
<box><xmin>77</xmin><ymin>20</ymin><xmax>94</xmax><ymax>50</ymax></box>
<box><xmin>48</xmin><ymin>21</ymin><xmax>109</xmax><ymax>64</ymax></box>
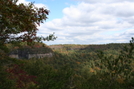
<box><xmin>9</xmin><ymin>45</ymin><xmax>53</xmax><ymax>59</ymax></box>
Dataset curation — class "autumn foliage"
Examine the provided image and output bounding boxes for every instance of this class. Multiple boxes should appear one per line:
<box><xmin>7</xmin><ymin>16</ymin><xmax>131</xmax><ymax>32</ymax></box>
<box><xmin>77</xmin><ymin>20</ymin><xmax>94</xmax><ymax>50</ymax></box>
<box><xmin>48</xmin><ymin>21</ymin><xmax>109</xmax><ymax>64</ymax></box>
<box><xmin>6</xmin><ymin>64</ymin><xmax>37</xmax><ymax>88</ymax></box>
<box><xmin>0</xmin><ymin>0</ymin><xmax>56</xmax><ymax>45</ymax></box>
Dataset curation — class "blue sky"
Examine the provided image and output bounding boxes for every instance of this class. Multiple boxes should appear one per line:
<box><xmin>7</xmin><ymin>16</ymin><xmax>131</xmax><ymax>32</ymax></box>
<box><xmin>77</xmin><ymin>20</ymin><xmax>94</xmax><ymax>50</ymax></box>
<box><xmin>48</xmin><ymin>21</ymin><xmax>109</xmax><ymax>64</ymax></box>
<box><xmin>22</xmin><ymin>0</ymin><xmax>77</xmax><ymax>21</ymax></box>
<box><xmin>18</xmin><ymin>0</ymin><xmax>134</xmax><ymax>45</ymax></box>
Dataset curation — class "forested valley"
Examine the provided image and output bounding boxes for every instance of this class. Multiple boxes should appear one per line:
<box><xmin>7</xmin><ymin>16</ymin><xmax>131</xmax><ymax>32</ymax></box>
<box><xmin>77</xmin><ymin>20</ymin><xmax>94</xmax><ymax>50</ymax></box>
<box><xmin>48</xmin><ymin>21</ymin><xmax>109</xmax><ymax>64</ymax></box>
<box><xmin>1</xmin><ymin>39</ymin><xmax>134</xmax><ymax>89</ymax></box>
<box><xmin>1</xmin><ymin>0</ymin><xmax>134</xmax><ymax>88</ymax></box>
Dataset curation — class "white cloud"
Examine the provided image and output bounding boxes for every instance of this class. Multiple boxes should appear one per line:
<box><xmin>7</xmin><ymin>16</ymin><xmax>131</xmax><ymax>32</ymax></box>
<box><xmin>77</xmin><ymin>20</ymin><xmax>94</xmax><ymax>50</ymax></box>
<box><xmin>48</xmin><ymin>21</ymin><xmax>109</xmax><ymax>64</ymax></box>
<box><xmin>73</xmin><ymin>0</ymin><xmax>134</xmax><ymax>3</ymax></box>
<box><xmin>17</xmin><ymin>0</ymin><xmax>29</xmax><ymax>4</ymax></box>
<box><xmin>17</xmin><ymin>0</ymin><xmax>134</xmax><ymax>45</ymax></box>
<box><xmin>17</xmin><ymin>0</ymin><xmax>48</xmax><ymax>9</ymax></box>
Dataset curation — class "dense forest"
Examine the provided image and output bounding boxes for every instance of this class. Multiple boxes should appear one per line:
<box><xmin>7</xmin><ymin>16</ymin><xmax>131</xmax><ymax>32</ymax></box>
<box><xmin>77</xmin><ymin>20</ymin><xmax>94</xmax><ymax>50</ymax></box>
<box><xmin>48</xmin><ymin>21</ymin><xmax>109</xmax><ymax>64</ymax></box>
<box><xmin>0</xmin><ymin>39</ymin><xmax>134</xmax><ymax>89</ymax></box>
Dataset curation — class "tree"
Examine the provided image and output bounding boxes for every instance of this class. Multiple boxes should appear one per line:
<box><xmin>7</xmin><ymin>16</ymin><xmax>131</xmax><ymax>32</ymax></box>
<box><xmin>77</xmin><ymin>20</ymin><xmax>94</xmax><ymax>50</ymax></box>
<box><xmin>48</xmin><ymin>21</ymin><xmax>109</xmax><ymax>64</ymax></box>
<box><xmin>0</xmin><ymin>0</ymin><xmax>56</xmax><ymax>46</ymax></box>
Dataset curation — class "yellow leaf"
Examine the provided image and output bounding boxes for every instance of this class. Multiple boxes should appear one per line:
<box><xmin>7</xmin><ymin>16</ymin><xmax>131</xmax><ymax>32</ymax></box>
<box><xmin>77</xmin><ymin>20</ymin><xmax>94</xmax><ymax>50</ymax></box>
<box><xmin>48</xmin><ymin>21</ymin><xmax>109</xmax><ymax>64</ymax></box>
<box><xmin>90</xmin><ymin>68</ymin><xmax>94</xmax><ymax>73</ymax></box>
<box><xmin>116</xmin><ymin>78</ymin><xmax>125</xmax><ymax>84</ymax></box>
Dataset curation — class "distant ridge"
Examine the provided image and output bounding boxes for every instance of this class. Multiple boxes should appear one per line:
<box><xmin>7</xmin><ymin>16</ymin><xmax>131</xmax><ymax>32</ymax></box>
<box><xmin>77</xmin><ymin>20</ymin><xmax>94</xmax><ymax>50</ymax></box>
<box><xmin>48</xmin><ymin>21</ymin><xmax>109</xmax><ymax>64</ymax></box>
<box><xmin>49</xmin><ymin>43</ymin><xmax>128</xmax><ymax>51</ymax></box>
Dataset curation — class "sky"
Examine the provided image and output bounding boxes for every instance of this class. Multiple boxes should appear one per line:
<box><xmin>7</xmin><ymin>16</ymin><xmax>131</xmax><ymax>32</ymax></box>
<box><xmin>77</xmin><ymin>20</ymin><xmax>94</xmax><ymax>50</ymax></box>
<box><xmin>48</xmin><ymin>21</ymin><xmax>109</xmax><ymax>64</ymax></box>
<box><xmin>18</xmin><ymin>0</ymin><xmax>134</xmax><ymax>45</ymax></box>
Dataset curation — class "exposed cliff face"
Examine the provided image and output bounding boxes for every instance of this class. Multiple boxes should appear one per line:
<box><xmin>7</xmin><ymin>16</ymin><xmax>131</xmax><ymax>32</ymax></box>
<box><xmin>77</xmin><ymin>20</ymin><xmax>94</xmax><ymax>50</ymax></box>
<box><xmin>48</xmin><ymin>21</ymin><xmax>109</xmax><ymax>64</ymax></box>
<box><xmin>28</xmin><ymin>53</ymin><xmax>53</xmax><ymax>59</ymax></box>
<box><xmin>9</xmin><ymin>53</ymin><xmax>53</xmax><ymax>59</ymax></box>
<box><xmin>9</xmin><ymin>45</ymin><xmax>53</xmax><ymax>59</ymax></box>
